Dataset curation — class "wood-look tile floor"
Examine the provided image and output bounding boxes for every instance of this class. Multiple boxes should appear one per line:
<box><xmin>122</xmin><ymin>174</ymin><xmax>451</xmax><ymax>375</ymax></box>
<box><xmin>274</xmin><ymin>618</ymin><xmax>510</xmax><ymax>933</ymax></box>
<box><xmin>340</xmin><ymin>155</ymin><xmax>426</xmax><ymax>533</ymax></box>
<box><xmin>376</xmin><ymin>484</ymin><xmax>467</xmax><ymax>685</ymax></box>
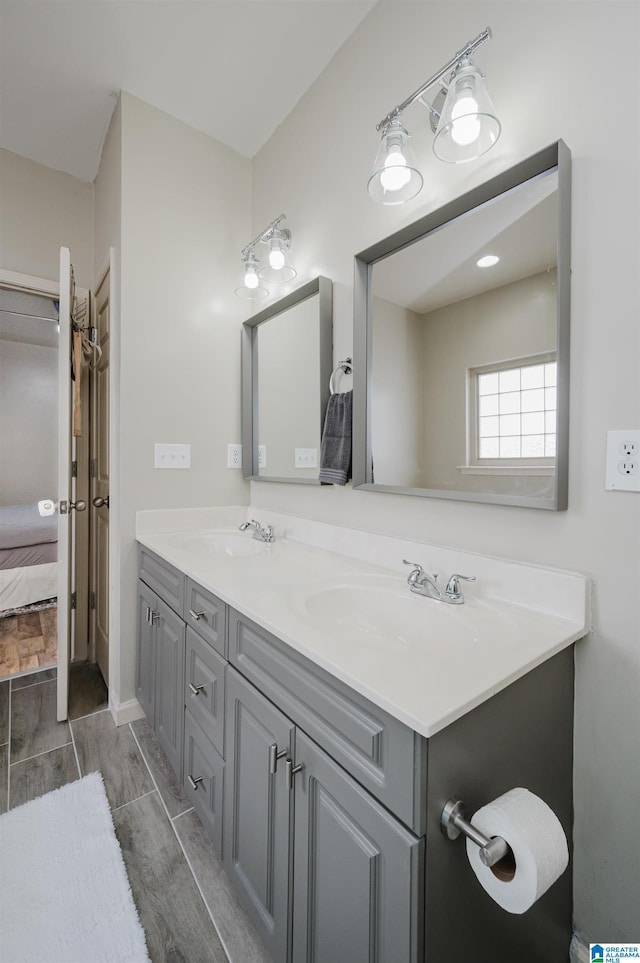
<box><xmin>0</xmin><ymin>605</ymin><xmax>57</xmax><ymax>678</ymax></box>
<box><xmin>0</xmin><ymin>664</ymin><xmax>271</xmax><ymax>963</ymax></box>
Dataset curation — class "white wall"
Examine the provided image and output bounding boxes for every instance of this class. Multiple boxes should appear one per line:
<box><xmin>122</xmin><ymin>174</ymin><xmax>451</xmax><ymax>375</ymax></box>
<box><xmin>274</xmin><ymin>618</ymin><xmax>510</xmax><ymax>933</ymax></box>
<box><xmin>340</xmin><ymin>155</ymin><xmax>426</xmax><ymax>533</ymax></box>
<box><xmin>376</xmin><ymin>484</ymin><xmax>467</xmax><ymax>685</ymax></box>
<box><xmin>0</xmin><ymin>148</ymin><xmax>94</xmax><ymax>287</ymax></box>
<box><xmin>114</xmin><ymin>94</ymin><xmax>251</xmax><ymax>706</ymax></box>
<box><xmin>250</xmin><ymin>1</ymin><xmax>640</xmax><ymax>943</ymax></box>
<box><xmin>371</xmin><ymin>296</ymin><xmax>424</xmax><ymax>486</ymax></box>
<box><xmin>0</xmin><ymin>339</ymin><xmax>58</xmax><ymax>504</ymax></box>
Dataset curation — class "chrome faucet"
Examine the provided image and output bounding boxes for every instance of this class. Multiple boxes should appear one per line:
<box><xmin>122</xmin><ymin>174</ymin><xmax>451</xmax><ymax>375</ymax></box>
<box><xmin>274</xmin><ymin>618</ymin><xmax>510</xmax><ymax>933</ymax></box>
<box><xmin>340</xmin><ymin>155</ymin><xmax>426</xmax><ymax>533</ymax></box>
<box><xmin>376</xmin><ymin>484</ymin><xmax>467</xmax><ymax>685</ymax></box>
<box><xmin>239</xmin><ymin>519</ymin><xmax>275</xmax><ymax>543</ymax></box>
<box><xmin>402</xmin><ymin>560</ymin><xmax>475</xmax><ymax>605</ymax></box>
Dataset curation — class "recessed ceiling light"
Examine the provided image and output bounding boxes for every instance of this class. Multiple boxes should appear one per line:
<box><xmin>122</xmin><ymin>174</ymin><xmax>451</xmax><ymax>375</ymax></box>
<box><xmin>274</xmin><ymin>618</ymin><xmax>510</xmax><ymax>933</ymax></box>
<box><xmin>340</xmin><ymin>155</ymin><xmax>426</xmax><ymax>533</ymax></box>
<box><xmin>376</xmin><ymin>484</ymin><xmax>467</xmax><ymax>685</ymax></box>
<box><xmin>476</xmin><ymin>255</ymin><xmax>500</xmax><ymax>268</ymax></box>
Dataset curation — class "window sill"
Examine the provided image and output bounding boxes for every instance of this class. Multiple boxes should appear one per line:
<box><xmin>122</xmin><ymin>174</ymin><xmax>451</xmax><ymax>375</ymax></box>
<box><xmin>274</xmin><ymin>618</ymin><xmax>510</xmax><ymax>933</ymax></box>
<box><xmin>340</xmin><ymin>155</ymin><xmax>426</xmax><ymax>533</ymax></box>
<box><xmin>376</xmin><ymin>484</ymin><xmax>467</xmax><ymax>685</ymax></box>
<box><xmin>458</xmin><ymin>465</ymin><xmax>555</xmax><ymax>477</ymax></box>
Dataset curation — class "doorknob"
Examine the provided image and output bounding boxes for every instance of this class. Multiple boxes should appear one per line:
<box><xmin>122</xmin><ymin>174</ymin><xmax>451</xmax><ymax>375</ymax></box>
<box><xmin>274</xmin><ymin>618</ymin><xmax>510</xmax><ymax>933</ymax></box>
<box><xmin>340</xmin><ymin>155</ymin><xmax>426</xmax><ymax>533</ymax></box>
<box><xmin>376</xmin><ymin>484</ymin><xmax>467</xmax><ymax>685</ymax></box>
<box><xmin>92</xmin><ymin>496</ymin><xmax>110</xmax><ymax>508</ymax></box>
<box><xmin>58</xmin><ymin>500</ymin><xmax>87</xmax><ymax>514</ymax></box>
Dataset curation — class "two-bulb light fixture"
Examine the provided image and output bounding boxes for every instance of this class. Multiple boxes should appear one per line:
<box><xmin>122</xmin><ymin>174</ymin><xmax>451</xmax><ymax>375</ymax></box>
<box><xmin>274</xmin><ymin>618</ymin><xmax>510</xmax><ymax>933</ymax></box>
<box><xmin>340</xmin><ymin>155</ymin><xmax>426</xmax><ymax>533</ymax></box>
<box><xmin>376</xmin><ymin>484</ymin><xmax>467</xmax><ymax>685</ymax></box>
<box><xmin>368</xmin><ymin>27</ymin><xmax>501</xmax><ymax>205</ymax></box>
<box><xmin>235</xmin><ymin>214</ymin><xmax>296</xmax><ymax>300</ymax></box>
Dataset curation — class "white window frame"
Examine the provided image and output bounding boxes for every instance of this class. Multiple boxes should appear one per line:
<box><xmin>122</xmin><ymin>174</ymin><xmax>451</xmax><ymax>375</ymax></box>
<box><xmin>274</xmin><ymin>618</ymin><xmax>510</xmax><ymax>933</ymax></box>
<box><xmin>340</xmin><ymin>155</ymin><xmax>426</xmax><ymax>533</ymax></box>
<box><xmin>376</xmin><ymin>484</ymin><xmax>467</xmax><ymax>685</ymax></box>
<box><xmin>462</xmin><ymin>352</ymin><xmax>557</xmax><ymax>476</ymax></box>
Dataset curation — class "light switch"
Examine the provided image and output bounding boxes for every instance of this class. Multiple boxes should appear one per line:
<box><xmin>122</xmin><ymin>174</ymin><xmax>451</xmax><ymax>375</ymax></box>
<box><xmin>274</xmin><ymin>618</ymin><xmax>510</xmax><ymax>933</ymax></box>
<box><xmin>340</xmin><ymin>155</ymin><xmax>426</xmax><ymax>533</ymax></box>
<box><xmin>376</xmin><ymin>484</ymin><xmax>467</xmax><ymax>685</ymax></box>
<box><xmin>295</xmin><ymin>448</ymin><xmax>318</xmax><ymax>468</ymax></box>
<box><xmin>154</xmin><ymin>443</ymin><xmax>191</xmax><ymax>469</ymax></box>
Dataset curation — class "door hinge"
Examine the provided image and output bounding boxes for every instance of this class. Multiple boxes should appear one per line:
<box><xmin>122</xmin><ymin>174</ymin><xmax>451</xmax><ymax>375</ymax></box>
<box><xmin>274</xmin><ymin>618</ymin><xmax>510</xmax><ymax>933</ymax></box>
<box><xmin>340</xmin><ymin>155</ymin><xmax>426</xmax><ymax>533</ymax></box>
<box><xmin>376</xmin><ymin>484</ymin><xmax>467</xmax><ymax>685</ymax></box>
<box><xmin>90</xmin><ymin>592</ymin><xmax>96</xmax><ymax>610</ymax></box>
<box><xmin>71</xmin><ymin>460</ymin><xmax>78</xmax><ymax>478</ymax></box>
<box><xmin>71</xmin><ymin>592</ymin><xmax>77</xmax><ymax>610</ymax></box>
<box><xmin>90</xmin><ymin>459</ymin><xmax>97</xmax><ymax>478</ymax></box>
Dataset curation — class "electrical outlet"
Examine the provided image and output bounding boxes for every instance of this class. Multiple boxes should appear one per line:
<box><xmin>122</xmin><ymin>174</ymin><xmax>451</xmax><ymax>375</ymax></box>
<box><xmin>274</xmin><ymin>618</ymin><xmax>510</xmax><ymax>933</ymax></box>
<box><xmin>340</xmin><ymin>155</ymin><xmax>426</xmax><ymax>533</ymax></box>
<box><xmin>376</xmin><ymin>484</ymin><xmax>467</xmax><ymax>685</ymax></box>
<box><xmin>227</xmin><ymin>443</ymin><xmax>242</xmax><ymax>468</ymax></box>
<box><xmin>154</xmin><ymin>443</ymin><xmax>191</xmax><ymax>469</ymax></box>
<box><xmin>620</xmin><ymin>440</ymin><xmax>639</xmax><ymax>457</ymax></box>
<box><xmin>295</xmin><ymin>447</ymin><xmax>318</xmax><ymax>468</ymax></box>
<box><xmin>258</xmin><ymin>445</ymin><xmax>267</xmax><ymax>468</ymax></box>
<box><xmin>605</xmin><ymin>430</ymin><xmax>640</xmax><ymax>491</ymax></box>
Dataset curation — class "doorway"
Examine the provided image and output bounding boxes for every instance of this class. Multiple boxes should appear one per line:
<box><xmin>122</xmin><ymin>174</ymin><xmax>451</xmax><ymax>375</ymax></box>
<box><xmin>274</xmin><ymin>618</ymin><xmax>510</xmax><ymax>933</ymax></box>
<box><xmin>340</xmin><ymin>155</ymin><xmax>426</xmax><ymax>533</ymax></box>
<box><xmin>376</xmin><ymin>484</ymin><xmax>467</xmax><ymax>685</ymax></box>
<box><xmin>0</xmin><ymin>286</ymin><xmax>60</xmax><ymax>678</ymax></box>
<box><xmin>0</xmin><ymin>266</ymin><xmax>105</xmax><ymax>707</ymax></box>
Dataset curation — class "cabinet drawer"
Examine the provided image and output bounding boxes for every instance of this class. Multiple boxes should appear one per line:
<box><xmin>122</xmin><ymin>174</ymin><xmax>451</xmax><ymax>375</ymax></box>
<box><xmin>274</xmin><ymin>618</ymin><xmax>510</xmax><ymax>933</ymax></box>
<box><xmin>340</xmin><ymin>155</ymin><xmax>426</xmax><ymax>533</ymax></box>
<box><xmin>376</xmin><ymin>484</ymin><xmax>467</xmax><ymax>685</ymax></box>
<box><xmin>183</xmin><ymin>710</ymin><xmax>225</xmax><ymax>855</ymax></box>
<box><xmin>184</xmin><ymin>578</ymin><xmax>227</xmax><ymax>657</ymax></box>
<box><xmin>228</xmin><ymin>609</ymin><xmax>426</xmax><ymax>834</ymax></box>
<box><xmin>185</xmin><ymin>627</ymin><xmax>225</xmax><ymax>756</ymax></box>
<box><xmin>139</xmin><ymin>547</ymin><xmax>185</xmax><ymax>616</ymax></box>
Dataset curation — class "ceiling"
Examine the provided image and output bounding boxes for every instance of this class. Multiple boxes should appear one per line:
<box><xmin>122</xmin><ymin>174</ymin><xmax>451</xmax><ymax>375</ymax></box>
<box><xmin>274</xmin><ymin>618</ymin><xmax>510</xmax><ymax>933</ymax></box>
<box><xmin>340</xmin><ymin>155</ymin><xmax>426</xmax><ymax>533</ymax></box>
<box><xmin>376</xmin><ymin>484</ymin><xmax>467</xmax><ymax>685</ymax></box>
<box><xmin>0</xmin><ymin>0</ymin><xmax>376</xmax><ymax>182</ymax></box>
<box><xmin>372</xmin><ymin>169</ymin><xmax>559</xmax><ymax>315</ymax></box>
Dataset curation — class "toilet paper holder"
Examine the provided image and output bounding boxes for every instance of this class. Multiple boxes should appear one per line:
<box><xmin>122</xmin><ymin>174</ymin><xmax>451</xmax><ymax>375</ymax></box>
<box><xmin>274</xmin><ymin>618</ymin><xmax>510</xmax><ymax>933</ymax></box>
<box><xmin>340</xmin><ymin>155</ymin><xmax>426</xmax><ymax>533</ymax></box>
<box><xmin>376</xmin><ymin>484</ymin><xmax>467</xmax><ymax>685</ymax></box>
<box><xmin>441</xmin><ymin>797</ymin><xmax>510</xmax><ymax>868</ymax></box>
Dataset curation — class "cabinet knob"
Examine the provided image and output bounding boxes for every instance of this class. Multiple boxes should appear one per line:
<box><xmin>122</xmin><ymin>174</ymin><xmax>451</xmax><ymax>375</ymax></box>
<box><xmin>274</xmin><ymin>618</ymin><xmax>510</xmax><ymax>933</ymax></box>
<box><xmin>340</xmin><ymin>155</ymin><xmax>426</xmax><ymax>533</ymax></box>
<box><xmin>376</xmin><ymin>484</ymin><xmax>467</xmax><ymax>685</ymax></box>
<box><xmin>268</xmin><ymin>743</ymin><xmax>288</xmax><ymax>775</ymax></box>
<box><xmin>188</xmin><ymin>774</ymin><xmax>204</xmax><ymax>791</ymax></box>
<box><xmin>285</xmin><ymin>758</ymin><xmax>304</xmax><ymax>790</ymax></box>
<box><xmin>189</xmin><ymin>609</ymin><xmax>206</xmax><ymax>621</ymax></box>
<box><xmin>92</xmin><ymin>496</ymin><xmax>110</xmax><ymax>508</ymax></box>
<box><xmin>188</xmin><ymin>682</ymin><xmax>205</xmax><ymax>696</ymax></box>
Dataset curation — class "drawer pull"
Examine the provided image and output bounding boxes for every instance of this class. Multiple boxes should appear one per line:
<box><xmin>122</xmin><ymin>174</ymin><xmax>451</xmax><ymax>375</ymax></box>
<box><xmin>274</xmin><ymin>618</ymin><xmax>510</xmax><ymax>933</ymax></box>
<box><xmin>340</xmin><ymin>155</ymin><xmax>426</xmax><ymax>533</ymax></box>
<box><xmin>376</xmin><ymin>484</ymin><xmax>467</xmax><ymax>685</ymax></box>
<box><xmin>268</xmin><ymin>743</ymin><xmax>288</xmax><ymax>775</ymax></box>
<box><xmin>188</xmin><ymin>682</ymin><xmax>205</xmax><ymax>696</ymax></box>
<box><xmin>146</xmin><ymin>606</ymin><xmax>159</xmax><ymax>625</ymax></box>
<box><xmin>285</xmin><ymin>759</ymin><xmax>304</xmax><ymax>790</ymax></box>
<box><xmin>189</xmin><ymin>609</ymin><xmax>206</xmax><ymax>621</ymax></box>
<box><xmin>188</xmin><ymin>774</ymin><xmax>204</xmax><ymax>791</ymax></box>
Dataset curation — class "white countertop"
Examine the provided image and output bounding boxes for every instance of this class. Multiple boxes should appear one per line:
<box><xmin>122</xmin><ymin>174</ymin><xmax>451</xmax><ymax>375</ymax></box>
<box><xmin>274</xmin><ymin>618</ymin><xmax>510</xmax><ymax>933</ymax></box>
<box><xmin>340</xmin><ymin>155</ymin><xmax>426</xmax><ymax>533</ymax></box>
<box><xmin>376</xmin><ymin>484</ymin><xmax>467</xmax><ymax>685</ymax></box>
<box><xmin>136</xmin><ymin>507</ymin><xmax>589</xmax><ymax>738</ymax></box>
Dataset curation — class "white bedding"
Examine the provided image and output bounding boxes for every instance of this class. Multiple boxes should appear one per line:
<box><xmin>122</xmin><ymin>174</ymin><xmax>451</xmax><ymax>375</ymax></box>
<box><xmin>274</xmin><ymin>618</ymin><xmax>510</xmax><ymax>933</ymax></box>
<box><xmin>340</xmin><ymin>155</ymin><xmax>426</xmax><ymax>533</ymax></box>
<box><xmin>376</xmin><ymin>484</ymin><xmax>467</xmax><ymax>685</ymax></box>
<box><xmin>0</xmin><ymin>561</ymin><xmax>57</xmax><ymax>611</ymax></box>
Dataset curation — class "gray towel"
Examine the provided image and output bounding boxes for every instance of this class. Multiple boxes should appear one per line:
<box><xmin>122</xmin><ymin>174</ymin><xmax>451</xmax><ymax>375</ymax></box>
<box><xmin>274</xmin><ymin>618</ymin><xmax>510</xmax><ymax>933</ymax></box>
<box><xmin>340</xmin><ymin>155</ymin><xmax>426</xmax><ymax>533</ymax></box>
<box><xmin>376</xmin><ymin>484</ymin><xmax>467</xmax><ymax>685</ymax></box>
<box><xmin>319</xmin><ymin>390</ymin><xmax>352</xmax><ymax>485</ymax></box>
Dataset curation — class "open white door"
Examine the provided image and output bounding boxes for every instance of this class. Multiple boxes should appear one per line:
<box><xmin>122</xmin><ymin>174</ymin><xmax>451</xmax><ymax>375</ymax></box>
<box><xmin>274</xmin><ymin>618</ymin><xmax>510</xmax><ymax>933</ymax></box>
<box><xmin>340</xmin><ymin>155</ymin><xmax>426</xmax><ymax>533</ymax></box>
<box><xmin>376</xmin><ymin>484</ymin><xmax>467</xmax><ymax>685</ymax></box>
<box><xmin>56</xmin><ymin>247</ymin><xmax>72</xmax><ymax>721</ymax></box>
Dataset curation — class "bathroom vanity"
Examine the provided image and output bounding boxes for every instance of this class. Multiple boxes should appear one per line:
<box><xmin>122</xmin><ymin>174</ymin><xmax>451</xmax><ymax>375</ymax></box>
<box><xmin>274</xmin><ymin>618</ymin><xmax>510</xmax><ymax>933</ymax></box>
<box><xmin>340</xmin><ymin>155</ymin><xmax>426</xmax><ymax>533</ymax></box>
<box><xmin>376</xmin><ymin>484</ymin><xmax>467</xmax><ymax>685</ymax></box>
<box><xmin>136</xmin><ymin>508</ymin><xmax>588</xmax><ymax>963</ymax></box>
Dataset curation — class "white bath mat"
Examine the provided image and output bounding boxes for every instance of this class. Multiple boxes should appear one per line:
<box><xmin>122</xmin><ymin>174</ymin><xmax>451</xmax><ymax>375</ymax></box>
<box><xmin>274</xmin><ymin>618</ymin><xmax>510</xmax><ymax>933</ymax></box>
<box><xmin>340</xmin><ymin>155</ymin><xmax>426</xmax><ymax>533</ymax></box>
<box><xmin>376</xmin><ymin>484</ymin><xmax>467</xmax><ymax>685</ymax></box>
<box><xmin>0</xmin><ymin>771</ymin><xmax>150</xmax><ymax>963</ymax></box>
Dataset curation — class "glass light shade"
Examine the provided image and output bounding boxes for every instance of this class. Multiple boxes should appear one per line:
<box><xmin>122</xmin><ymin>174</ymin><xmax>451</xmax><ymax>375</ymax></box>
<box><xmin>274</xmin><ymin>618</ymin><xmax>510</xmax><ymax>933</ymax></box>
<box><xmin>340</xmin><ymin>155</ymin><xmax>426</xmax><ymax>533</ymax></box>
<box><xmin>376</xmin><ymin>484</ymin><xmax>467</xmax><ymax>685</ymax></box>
<box><xmin>432</xmin><ymin>61</ymin><xmax>501</xmax><ymax>163</ymax></box>
<box><xmin>235</xmin><ymin>255</ymin><xmax>269</xmax><ymax>299</ymax></box>
<box><xmin>367</xmin><ymin>118</ymin><xmax>423</xmax><ymax>205</ymax></box>
<box><xmin>258</xmin><ymin>230</ymin><xmax>296</xmax><ymax>283</ymax></box>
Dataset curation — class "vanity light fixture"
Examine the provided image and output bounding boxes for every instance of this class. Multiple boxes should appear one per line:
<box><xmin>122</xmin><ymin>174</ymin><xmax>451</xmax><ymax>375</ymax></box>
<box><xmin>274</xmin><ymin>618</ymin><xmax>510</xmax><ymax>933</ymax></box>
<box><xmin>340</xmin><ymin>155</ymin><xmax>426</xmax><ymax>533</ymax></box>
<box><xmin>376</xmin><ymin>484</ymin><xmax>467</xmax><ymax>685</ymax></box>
<box><xmin>368</xmin><ymin>27</ymin><xmax>501</xmax><ymax>205</ymax></box>
<box><xmin>235</xmin><ymin>214</ymin><xmax>297</xmax><ymax>299</ymax></box>
<box><xmin>476</xmin><ymin>254</ymin><xmax>500</xmax><ymax>268</ymax></box>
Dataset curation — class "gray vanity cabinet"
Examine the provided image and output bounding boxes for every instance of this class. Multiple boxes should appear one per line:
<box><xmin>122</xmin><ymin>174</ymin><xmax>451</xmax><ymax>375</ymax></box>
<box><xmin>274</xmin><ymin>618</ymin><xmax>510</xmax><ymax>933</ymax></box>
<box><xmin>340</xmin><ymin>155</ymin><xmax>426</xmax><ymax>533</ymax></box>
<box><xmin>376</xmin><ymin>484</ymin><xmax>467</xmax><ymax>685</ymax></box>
<box><xmin>292</xmin><ymin>729</ymin><xmax>424</xmax><ymax>963</ymax></box>
<box><xmin>224</xmin><ymin>664</ymin><xmax>423</xmax><ymax>963</ymax></box>
<box><xmin>223</xmin><ymin>666</ymin><xmax>294</xmax><ymax>963</ymax></box>
<box><xmin>136</xmin><ymin>577</ymin><xmax>186</xmax><ymax>777</ymax></box>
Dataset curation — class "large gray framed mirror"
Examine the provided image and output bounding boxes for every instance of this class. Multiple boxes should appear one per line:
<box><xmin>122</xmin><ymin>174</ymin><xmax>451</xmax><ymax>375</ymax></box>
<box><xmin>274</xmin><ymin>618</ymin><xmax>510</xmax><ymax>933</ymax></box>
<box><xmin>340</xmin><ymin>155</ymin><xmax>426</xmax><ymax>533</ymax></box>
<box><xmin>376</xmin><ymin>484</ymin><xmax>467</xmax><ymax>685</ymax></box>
<box><xmin>353</xmin><ymin>140</ymin><xmax>571</xmax><ymax>510</ymax></box>
<box><xmin>242</xmin><ymin>276</ymin><xmax>332</xmax><ymax>483</ymax></box>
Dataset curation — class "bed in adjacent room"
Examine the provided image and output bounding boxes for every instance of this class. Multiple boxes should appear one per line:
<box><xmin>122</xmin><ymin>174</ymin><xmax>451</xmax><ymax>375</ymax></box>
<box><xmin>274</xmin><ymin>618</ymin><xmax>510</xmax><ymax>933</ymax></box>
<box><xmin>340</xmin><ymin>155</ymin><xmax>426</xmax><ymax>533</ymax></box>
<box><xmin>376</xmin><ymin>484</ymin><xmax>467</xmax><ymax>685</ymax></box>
<box><xmin>0</xmin><ymin>502</ymin><xmax>58</xmax><ymax>613</ymax></box>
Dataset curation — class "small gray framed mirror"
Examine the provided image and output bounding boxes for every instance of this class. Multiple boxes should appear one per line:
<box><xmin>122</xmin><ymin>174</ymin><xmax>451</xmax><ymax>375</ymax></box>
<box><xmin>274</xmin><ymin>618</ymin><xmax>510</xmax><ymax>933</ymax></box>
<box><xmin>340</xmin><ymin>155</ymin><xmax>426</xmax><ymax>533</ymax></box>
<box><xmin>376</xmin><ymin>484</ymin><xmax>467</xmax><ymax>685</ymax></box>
<box><xmin>242</xmin><ymin>276</ymin><xmax>332</xmax><ymax>483</ymax></box>
<box><xmin>353</xmin><ymin>140</ymin><xmax>571</xmax><ymax>510</ymax></box>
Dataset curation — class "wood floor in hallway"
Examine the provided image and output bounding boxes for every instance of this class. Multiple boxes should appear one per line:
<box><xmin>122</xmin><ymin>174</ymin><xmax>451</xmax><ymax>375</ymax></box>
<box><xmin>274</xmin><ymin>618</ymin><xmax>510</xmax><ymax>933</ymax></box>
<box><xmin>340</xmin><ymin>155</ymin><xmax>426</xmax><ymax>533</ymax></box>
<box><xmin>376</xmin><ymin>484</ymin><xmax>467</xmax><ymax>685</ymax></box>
<box><xmin>0</xmin><ymin>604</ymin><xmax>57</xmax><ymax>679</ymax></box>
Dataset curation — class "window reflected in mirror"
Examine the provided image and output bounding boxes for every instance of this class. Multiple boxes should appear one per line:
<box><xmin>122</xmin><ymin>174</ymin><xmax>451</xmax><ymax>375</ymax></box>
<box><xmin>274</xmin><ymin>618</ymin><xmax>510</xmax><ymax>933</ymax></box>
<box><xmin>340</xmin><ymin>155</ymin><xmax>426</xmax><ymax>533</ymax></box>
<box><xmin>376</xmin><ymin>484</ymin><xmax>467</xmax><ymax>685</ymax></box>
<box><xmin>354</xmin><ymin>141</ymin><xmax>571</xmax><ymax>510</ymax></box>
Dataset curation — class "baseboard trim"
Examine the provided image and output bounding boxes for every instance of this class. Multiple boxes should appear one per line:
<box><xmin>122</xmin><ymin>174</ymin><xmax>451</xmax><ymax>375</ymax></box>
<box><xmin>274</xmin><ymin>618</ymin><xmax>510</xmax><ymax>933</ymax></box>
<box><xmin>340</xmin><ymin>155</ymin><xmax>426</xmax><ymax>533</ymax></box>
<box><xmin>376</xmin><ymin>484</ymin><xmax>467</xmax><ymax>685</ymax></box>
<box><xmin>570</xmin><ymin>934</ymin><xmax>589</xmax><ymax>963</ymax></box>
<box><xmin>110</xmin><ymin>697</ymin><xmax>145</xmax><ymax>727</ymax></box>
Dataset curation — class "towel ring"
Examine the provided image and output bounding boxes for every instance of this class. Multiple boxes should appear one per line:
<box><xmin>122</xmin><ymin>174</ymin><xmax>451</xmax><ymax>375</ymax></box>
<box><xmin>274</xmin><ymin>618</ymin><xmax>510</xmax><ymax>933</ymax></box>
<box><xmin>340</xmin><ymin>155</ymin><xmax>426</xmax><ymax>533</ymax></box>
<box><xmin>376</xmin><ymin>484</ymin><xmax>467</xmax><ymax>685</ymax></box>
<box><xmin>329</xmin><ymin>357</ymin><xmax>353</xmax><ymax>395</ymax></box>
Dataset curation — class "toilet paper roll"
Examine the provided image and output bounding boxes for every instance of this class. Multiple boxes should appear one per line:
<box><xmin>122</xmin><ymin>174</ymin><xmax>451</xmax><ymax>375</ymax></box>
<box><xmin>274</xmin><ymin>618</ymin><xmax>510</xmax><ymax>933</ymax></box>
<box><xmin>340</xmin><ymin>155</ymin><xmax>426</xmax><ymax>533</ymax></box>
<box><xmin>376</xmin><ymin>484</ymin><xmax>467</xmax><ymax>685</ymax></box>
<box><xmin>38</xmin><ymin>499</ymin><xmax>56</xmax><ymax>517</ymax></box>
<box><xmin>465</xmin><ymin>787</ymin><xmax>569</xmax><ymax>914</ymax></box>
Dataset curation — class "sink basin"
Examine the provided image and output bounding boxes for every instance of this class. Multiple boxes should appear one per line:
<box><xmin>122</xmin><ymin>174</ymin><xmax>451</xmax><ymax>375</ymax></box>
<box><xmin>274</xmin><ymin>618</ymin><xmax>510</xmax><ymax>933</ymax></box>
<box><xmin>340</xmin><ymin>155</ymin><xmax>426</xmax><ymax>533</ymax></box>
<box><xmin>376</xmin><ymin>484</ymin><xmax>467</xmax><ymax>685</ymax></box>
<box><xmin>296</xmin><ymin>574</ymin><xmax>484</xmax><ymax>651</ymax></box>
<box><xmin>164</xmin><ymin>529</ymin><xmax>270</xmax><ymax>557</ymax></box>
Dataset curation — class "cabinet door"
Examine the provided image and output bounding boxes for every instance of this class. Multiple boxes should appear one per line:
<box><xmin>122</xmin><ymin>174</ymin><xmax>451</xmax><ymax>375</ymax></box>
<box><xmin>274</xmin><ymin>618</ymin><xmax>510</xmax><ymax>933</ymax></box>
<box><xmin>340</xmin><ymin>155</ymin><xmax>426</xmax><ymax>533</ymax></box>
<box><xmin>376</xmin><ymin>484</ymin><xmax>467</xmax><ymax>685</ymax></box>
<box><xmin>136</xmin><ymin>580</ymin><xmax>157</xmax><ymax>724</ymax></box>
<box><xmin>224</xmin><ymin>667</ymin><xmax>293</xmax><ymax>963</ymax></box>
<box><xmin>154</xmin><ymin>597</ymin><xmax>186</xmax><ymax>777</ymax></box>
<box><xmin>292</xmin><ymin>730</ymin><xmax>424</xmax><ymax>963</ymax></box>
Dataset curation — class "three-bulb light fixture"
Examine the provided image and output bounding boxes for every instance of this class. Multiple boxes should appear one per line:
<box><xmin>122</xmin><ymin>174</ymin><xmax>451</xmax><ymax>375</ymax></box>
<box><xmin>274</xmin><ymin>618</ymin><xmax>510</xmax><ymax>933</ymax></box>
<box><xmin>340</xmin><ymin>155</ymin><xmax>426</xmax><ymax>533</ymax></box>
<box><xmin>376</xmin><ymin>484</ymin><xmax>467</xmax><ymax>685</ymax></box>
<box><xmin>368</xmin><ymin>27</ymin><xmax>501</xmax><ymax>205</ymax></box>
<box><xmin>235</xmin><ymin>214</ymin><xmax>296</xmax><ymax>300</ymax></box>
